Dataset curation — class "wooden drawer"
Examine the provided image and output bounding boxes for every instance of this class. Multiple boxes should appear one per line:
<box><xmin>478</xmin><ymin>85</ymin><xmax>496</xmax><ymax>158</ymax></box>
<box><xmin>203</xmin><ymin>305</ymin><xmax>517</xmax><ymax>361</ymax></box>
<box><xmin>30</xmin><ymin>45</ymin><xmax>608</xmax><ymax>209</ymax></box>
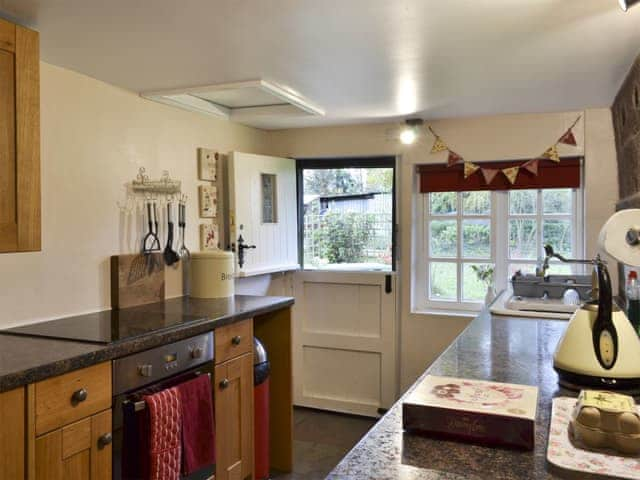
<box><xmin>35</xmin><ymin>362</ymin><xmax>111</xmax><ymax>436</ymax></box>
<box><xmin>215</xmin><ymin>319</ymin><xmax>253</xmax><ymax>364</ymax></box>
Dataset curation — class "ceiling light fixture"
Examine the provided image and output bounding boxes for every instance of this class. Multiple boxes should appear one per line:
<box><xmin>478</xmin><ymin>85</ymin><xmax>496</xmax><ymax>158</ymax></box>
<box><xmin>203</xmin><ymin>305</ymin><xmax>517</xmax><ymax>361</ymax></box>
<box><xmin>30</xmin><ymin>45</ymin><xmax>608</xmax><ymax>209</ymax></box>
<box><xmin>400</xmin><ymin>118</ymin><xmax>423</xmax><ymax>145</ymax></box>
<box><xmin>619</xmin><ymin>0</ymin><xmax>640</xmax><ymax>11</ymax></box>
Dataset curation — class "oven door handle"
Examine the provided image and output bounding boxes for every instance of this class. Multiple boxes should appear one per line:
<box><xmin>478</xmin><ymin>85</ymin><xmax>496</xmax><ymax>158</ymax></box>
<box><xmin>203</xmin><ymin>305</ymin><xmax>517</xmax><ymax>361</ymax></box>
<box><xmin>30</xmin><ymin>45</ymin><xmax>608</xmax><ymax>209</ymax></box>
<box><xmin>123</xmin><ymin>371</ymin><xmax>211</xmax><ymax>411</ymax></box>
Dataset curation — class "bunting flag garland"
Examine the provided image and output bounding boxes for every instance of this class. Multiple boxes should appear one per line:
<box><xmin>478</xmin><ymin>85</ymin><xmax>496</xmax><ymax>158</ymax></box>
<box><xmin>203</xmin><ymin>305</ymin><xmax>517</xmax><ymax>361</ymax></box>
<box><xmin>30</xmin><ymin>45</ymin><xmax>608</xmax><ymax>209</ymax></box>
<box><xmin>464</xmin><ymin>162</ymin><xmax>480</xmax><ymax>179</ymax></box>
<box><xmin>558</xmin><ymin>129</ymin><xmax>577</xmax><ymax>146</ymax></box>
<box><xmin>425</xmin><ymin>114</ymin><xmax>581</xmax><ymax>186</ymax></box>
<box><xmin>502</xmin><ymin>166</ymin><xmax>520</xmax><ymax>185</ymax></box>
<box><xmin>540</xmin><ymin>145</ymin><xmax>560</xmax><ymax>162</ymax></box>
<box><xmin>522</xmin><ymin>158</ymin><xmax>539</xmax><ymax>175</ymax></box>
<box><xmin>447</xmin><ymin>150</ymin><xmax>463</xmax><ymax>167</ymax></box>
<box><xmin>481</xmin><ymin>168</ymin><xmax>500</xmax><ymax>185</ymax></box>
<box><xmin>431</xmin><ymin>136</ymin><xmax>448</xmax><ymax>153</ymax></box>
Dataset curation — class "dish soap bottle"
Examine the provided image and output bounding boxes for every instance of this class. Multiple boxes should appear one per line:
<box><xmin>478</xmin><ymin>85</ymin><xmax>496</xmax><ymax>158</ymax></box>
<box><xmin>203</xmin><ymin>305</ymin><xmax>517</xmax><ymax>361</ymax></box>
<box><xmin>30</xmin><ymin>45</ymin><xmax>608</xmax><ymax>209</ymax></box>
<box><xmin>627</xmin><ymin>270</ymin><xmax>640</xmax><ymax>333</ymax></box>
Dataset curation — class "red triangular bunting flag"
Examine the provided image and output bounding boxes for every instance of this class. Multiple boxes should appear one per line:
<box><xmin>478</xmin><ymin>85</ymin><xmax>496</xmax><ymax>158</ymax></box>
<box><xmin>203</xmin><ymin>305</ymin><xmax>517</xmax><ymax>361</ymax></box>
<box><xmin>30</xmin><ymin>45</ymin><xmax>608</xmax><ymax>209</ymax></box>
<box><xmin>558</xmin><ymin>129</ymin><xmax>577</xmax><ymax>146</ymax></box>
<box><xmin>447</xmin><ymin>150</ymin><xmax>463</xmax><ymax>167</ymax></box>
<box><xmin>522</xmin><ymin>159</ymin><xmax>540</xmax><ymax>175</ymax></box>
<box><xmin>481</xmin><ymin>168</ymin><xmax>499</xmax><ymax>184</ymax></box>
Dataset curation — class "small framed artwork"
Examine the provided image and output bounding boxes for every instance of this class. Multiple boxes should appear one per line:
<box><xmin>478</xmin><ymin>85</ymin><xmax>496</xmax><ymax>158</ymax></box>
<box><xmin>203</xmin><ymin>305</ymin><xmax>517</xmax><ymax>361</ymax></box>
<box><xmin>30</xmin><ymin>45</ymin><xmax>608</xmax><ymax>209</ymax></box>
<box><xmin>198</xmin><ymin>185</ymin><xmax>217</xmax><ymax>218</ymax></box>
<box><xmin>261</xmin><ymin>173</ymin><xmax>278</xmax><ymax>223</ymax></box>
<box><xmin>200</xmin><ymin>224</ymin><xmax>219</xmax><ymax>250</ymax></box>
<box><xmin>198</xmin><ymin>148</ymin><xmax>217</xmax><ymax>181</ymax></box>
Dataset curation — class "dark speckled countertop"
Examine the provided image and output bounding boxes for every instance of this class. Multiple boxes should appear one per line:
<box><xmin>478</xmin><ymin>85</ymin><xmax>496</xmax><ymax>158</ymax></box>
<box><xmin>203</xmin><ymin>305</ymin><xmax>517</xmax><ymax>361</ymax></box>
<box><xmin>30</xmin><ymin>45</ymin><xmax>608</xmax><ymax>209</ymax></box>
<box><xmin>0</xmin><ymin>295</ymin><xmax>293</xmax><ymax>393</ymax></box>
<box><xmin>327</xmin><ymin>309</ymin><xmax>607</xmax><ymax>480</ymax></box>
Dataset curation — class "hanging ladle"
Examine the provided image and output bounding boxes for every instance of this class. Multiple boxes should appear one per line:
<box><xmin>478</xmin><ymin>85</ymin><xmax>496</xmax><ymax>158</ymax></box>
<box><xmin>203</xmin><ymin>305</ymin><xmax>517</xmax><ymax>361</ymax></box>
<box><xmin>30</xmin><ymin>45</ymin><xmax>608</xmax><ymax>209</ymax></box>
<box><xmin>178</xmin><ymin>197</ymin><xmax>190</xmax><ymax>260</ymax></box>
<box><xmin>164</xmin><ymin>200</ymin><xmax>180</xmax><ymax>266</ymax></box>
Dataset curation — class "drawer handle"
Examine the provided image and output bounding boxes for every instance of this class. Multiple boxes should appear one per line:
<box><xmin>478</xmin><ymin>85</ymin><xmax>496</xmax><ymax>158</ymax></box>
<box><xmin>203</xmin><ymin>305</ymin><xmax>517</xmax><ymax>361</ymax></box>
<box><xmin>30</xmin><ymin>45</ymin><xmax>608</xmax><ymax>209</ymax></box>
<box><xmin>71</xmin><ymin>388</ymin><xmax>88</xmax><ymax>405</ymax></box>
<box><xmin>98</xmin><ymin>432</ymin><xmax>113</xmax><ymax>449</ymax></box>
<box><xmin>231</xmin><ymin>335</ymin><xmax>242</xmax><ymax>346</ymax></box>
<box><xmin>219</xmin><ymin>378</ymin><xmax>230</xmax><ymax>390</ymax></box>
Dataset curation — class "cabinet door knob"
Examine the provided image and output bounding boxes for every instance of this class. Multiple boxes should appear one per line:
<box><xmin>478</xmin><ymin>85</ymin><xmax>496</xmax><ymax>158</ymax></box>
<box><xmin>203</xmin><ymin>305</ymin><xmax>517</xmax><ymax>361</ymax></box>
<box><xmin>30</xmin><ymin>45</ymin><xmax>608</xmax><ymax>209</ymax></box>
<box><xmin>219</xmin><ymin>378</ymin><xmax>230</xmax><ymax>389</ymax></box>
<box><xmin>98</xmin><ymin>432</ymin><xmax>113</xmax><ymax>449</ymax></box>
<box><xmin>231</xmin><ymin>335</ymin><xmax>242</xmax><ymax>346</ymax></box>
<box><xmin>71</xmin><ymin>388</ymin><xmax>88</xmax><ymax>405</ymax></box>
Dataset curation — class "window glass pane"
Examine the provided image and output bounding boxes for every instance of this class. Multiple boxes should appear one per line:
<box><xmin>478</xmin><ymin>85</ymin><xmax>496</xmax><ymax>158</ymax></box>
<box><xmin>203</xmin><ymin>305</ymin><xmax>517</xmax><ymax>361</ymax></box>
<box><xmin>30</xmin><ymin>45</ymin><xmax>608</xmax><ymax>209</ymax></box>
<box><xmin>543</xmin><ymin>219</ymin><xmax>572</xmax><ymax>257</ymax></box>
<box><xmin>302</xmin><ymin>167</ymin><xmax>393</xmax><ymax>270</ymax></box>
<box><xmin>546</xmin><ymin>262</ymin><xmax>574</xmax><ymax>275</ymax></box>
<box><xmin>462</xmin><ymin>219</ymin><xmax>491</xmax><ymax>258</ymax></box>
<box><xmin>509</xmin><ymin>190</ymin><xmax>537</xmax><ymax>215</ymax></box>
<box><xmin>462</xmin><ymin>191</ymin><xmax>490</xmax><ymax>215</ymax></box>
<box><xmin>509</xmin><ymin>263</ymin><xmax>537</xmax><ymax>277</ymax></box>
<box><xmin>463</xmin><ymin>263</ymin><xmax>490</xmax><ymax>301</ymax></box>
<box><xmin>543</xmin><ymin>189</ymin><xmax>572</xmax><ymax>215</ymax></box>
<box><xmin>430</xmin><ymin>192</ymin><xmax>457</xmax><ymax>215</ymax></box>
<box><xmin>509</xmin><ymin>219</ymin><xmax>537</xmax><ymax>259</ymax></box>
<box><xmin>430</xmin><ymin>262</ymin><xmax>457</xmax><ymax>300</ymax></box>
<box><xmin>430</xmin><ymin>220</ymin><xmax>457</xmax><ymax>258</ymax></box>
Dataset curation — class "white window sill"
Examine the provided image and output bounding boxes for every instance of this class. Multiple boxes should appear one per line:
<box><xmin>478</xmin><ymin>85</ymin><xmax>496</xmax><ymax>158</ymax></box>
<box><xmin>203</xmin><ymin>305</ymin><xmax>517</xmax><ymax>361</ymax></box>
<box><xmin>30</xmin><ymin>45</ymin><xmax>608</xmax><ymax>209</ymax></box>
<box><xmin>411</xmin><ymin>308</ymin><xmax>479</xmax><ymax>318</ymax></box>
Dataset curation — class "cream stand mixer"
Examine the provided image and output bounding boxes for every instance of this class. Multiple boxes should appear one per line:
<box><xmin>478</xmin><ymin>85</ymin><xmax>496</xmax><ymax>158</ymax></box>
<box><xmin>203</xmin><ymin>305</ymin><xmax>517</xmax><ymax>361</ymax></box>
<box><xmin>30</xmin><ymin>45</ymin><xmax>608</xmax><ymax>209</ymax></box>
<box><xmin>554</xmin><ymin>209</ymin><xmax>640</xmax><ymax>390</ymax></box>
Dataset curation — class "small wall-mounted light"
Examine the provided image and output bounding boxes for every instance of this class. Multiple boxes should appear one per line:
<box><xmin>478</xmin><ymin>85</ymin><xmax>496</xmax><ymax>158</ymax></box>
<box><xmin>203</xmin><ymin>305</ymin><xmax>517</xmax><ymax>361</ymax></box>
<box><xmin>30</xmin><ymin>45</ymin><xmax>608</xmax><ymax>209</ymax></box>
<box><xmin>619</xmin><ymin>0</ymin><xmax>640</xmax><ymax>11</ymax></box>
<box><xmin>400</xmin><ymin>118</ymin><xmax>424</xmax><ymax>145</ymax></box>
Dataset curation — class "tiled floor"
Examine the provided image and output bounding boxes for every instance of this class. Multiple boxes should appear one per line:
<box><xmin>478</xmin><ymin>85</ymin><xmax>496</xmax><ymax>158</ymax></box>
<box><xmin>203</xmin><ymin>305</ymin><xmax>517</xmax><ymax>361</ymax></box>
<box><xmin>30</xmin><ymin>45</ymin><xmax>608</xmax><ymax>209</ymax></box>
<box><xmin>271</xmin><ymin>407</ymin><xmax>377</xmax><ymax>480</ymax></box>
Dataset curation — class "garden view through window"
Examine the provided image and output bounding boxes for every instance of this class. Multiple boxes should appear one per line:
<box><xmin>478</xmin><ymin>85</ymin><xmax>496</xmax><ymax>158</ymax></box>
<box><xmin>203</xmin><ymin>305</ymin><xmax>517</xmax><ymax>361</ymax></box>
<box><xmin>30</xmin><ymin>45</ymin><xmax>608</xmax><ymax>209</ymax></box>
<box><xmin>300</xmin><ymin>163</ymin><xmax>394</xmax><ymax>271</ymax></box>
<box><xmin>423</xmin><ymin>188</ymin><xmax>582</xmax><ymax>309</ymax></box>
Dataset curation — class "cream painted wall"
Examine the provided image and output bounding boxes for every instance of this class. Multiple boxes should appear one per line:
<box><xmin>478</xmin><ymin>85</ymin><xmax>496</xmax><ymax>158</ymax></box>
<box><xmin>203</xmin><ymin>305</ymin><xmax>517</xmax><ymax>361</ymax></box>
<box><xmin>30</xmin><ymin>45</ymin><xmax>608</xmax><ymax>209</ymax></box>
<box><xmin>0</xmin><ymin>62</ymin><xmax>270</xmax><ymax>327</ymax></box>
<box><xmin>269</xmin><ymin>109</ymin><xmax>619</xmax><ymax>390</ymax></box>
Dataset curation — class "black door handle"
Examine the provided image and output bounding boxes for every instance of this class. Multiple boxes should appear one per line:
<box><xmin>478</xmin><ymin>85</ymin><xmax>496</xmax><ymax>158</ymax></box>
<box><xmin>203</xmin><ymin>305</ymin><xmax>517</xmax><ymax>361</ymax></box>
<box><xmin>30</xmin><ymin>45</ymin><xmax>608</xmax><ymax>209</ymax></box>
<box><xmin>385</xmin><ymin>274</ymin><xmax>392</xmax><ymax>294</ymax></box>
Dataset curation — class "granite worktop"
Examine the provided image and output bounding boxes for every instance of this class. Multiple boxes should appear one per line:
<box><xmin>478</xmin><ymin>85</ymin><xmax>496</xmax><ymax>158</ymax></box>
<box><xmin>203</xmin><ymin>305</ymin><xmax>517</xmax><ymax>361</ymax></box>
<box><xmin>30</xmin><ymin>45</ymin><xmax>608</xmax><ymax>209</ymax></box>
<box><xmin>0</xmin><ymin>294</ymin><xmax>293</xmax><ymax>393</ymax></box>
<box><xmin>327</xmin><ymin>309</ymin><xmax>604</xmax><ymax>480</ymax></box>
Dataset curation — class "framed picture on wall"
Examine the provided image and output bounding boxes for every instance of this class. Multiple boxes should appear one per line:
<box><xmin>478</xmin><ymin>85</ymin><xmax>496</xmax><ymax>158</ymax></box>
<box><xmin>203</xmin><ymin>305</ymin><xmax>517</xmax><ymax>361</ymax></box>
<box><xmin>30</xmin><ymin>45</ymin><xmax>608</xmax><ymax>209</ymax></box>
<box><xmin>200</xmin><ymin>223</ymin><xmax>219</xmax><ymax>250</ymax></box>
<box><xmin>198</xmin><ymin>185</ymin><xmax>217</xmax><ymax>218</ymax></box>
<box><xmin>198</xmin><ymin>148</ymin><xmax>217</xmax><ymax>181</ymax></box>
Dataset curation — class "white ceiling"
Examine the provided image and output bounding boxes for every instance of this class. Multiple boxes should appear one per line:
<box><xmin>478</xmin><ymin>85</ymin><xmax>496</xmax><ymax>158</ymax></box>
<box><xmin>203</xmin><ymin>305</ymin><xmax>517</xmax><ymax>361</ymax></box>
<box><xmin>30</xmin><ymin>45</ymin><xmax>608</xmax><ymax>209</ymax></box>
<box><xmin>1</xmin><ymin>0</ymin><xmax>640</xmax><ymax>129</ymax></box>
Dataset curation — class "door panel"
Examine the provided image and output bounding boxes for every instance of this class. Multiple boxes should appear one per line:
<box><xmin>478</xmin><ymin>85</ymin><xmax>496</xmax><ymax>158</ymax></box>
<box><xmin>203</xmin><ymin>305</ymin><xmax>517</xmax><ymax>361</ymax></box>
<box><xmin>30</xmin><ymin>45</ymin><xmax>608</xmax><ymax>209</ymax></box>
<box><xmin>228</xmin><ymin>151</ymin><xmax>298</xmax><ymax>276</ymax></box>
<box><xmin>0</xmin><ymin>48</ymin><xmax>17</xmax><ymax>250</ymax></box>
<box><xmin>293</xmin><ymin>271</ymin><xmax>397</xmax><ymax>416</ymax></box>
<box><xmin>215</xmin><ymin>352</ymin><xmax>253</xmax><ymax>480</ymax></box>
<box><xmin>35</xmin><ymin>409</ymin><xmax>111</xmax><ymax>480</ymax></box>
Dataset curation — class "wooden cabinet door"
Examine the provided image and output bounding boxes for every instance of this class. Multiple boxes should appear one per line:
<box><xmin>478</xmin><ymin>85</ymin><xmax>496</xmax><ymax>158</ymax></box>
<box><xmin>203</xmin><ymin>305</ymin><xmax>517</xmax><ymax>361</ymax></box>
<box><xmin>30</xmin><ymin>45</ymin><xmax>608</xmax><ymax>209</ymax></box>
<box><xmin>0</xmin><ymin>388</ymin><xmax>26</xmax><ymax>479</ymax></box>
<box><xmin>215</xmin><ymin>352</ymin><xmax>254</xmax><ymax>480</ymax></box>
<box><xmin>0</xmin><ymin>18</ymin><xmax>40</xmax><ymax>253</ymax></box>
<box><xmin>35</xmin><ymin>409</ymin><xmax>112</xmax><ymax>480</ymax></box>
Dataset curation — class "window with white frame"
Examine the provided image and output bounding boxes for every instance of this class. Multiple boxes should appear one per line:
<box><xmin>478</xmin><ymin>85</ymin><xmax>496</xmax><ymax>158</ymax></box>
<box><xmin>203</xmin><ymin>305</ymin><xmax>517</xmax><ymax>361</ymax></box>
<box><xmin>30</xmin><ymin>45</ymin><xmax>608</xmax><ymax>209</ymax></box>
<box><xmin>416</xmin><ymin>187</ymin><xmax>584</xmax><ymax>311</ymax></box>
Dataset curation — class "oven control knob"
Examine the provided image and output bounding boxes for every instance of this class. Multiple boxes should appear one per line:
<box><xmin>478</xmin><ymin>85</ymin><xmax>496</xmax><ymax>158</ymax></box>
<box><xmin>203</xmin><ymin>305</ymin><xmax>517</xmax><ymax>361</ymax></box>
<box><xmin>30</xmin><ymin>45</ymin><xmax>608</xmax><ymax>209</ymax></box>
<box><xmin>138</xmin><ymin>364</ymin><xmax>153</xmax><ymax>377</ymax></box>
<box><xmin>191</xmin><ymin>346</ymin><xmax>203</xmax><ymax>359</ymax></box>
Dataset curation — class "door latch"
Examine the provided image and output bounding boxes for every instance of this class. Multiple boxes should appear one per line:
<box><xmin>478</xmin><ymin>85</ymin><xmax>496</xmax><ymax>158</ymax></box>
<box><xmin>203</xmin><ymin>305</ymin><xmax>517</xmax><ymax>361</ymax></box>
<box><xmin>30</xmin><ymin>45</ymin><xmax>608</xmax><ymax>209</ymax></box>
<box><xmin>234</xmin><ymin>234</ymin><xmax>256</xmax><ymax>268</ymax></box>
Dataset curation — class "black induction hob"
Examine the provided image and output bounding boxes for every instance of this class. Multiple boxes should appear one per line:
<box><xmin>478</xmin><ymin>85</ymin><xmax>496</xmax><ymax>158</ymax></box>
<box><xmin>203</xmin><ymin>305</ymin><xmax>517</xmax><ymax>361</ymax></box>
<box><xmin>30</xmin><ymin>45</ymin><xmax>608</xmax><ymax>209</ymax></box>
<box><xmin>2</xmin><ymin>307</ymin><xmax>208</xmax><ymax>344</ymax></box>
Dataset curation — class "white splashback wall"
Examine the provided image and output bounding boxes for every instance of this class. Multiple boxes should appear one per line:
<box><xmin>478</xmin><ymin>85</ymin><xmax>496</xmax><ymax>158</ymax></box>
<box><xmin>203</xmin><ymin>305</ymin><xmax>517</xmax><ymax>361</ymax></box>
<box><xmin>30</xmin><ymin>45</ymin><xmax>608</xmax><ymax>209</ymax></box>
<box><xmin>0</xmin><ymin>62</ymin><xmax>269</xmax><ymax>327</ymax></box>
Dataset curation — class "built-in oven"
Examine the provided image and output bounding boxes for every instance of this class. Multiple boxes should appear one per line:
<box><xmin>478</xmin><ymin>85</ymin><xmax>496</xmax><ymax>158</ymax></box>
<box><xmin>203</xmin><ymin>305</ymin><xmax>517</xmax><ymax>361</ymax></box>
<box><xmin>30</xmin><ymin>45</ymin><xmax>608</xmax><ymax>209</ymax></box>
<box><xmin>112</xmin><ymin>332</ymin><xmax>215</xmax><ymax>480</ymax></box>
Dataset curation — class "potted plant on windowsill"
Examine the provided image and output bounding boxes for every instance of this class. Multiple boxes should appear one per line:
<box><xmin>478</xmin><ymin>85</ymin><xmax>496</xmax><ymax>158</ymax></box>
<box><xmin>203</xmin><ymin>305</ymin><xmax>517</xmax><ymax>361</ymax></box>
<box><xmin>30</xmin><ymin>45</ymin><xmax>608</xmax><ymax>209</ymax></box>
<box><xmin>471</xmin><ymin>264</ymin><xmax>496</xmax><ymax>306</ymax></box>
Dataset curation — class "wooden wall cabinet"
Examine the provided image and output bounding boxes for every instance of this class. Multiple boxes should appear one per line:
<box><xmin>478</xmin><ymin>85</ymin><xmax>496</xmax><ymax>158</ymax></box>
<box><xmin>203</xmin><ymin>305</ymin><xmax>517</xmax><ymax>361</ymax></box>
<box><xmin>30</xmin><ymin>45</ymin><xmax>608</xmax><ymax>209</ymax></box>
<box><xmin>215</xmin><ymin>320</ymin><xmax>255</xmax><ymax>480</ymax></box>
<box><xmin>0</xmin><ymin>18</ymin><xmax>40</xmax><ymax>253</ymax></box>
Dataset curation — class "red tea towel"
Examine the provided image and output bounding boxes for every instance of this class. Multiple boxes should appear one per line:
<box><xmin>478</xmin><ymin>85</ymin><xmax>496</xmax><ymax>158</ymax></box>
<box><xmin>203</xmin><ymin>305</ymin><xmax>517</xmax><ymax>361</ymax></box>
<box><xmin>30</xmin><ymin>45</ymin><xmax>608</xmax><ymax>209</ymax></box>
<box><xmin>176</xmin><ymin>374</ymin><xmax>216</xmax><ymax>475</ymax></box>
<box><xmin>144</xmin><ymin>388</ymin><xmax>182</xmax><ymax>480</ymax></box>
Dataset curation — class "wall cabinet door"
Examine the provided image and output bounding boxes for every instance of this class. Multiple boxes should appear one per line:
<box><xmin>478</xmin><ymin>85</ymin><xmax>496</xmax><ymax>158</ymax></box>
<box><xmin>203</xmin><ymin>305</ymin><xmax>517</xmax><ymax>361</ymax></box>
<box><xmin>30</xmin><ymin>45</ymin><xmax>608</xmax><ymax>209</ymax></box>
<box><xmin>215</xmin><ymin>352</ymin><xmax>254</xmax><ymax>480</ymax></box>
<box><xmin>0</xmin><ymin>18</ymin><xmax>40</xmax><ymax>253</ymax></box>
<box><xmin>35</xmin><ymin>409</ymin><xmax>112</xmax><ymax>480</ymax></box>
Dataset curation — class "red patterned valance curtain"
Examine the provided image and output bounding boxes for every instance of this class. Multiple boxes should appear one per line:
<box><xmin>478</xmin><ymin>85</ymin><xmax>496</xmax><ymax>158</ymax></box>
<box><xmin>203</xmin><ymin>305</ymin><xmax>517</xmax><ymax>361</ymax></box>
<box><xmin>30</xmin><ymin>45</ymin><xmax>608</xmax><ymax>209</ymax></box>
<box><xmin>418</xmin><ymin>157</ymin><xmax>582</xmax><ymax>193</ymax></box>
